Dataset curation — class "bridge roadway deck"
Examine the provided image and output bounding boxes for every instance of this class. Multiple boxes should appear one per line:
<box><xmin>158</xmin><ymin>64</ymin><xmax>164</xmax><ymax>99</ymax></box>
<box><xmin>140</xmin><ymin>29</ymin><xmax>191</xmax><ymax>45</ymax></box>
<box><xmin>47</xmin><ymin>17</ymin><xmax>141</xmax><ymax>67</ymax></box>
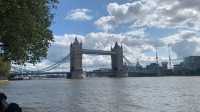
<box><xmin>11</xmin><ymin>72</ymin><xmax>69</xmax><ymax>76</ymax></box>
<box><xmin>81</xmin><ymin>49</ymin><xmax>115</xmax><ymax>55</ymax></box>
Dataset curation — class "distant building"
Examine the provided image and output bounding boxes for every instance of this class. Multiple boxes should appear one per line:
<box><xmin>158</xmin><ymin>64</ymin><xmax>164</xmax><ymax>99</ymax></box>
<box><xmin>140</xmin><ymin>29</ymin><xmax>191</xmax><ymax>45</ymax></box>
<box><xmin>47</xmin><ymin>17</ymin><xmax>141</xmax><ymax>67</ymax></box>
<box><xmin>161</xmin><ymin>62</ymin><xmax>168</xmax><ymax>70</ymax></box>
<box><xmin>146</xmin><ymin>63</ymin><xmax>159</xmax><ymax>73</ymax></box>
<box><xmin>174</xmin><ymin>63</ymin><xmax>184</xmax><ymax>71</ymax></box>
<box><xmin>183</xmin><ymin>56</ymin><xmax>200</xmax><ymax>71</ymax></box>
<box><xmin>173</xmin><ymin>56</ymin><xmax>200</xmax><ymax>75</ymax></box>
<box><xmin>0</xmin><ymin>42</ymin><xmax>4</xmax><ymax>56</ymax></box>
<box><xmin>127</xmin><ymin>60</ymin><xmax>143</xmax><ymax>72</ymax></box>
<box><xmin>127</xmin><ymin>66</ymin><xmax>136</xmax><ymax>72</ymax></box>
<box><xmin>135</xmin><ymin>60</ymin><xmax>143</xmax><ymax>72</ymax></box>
<box><xmin>173</xmin><ymin>62</ymin><xmax>185</xmax><ymax>74</ymax></box>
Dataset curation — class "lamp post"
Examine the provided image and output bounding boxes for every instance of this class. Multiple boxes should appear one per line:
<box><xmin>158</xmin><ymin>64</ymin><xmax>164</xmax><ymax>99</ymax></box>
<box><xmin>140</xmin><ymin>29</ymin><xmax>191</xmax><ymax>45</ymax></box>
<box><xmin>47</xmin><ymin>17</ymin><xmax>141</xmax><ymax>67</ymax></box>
<box><xmin>0</xmin><ymin>43</ymin><xmax>4</xmax><ymax>56</ymax></box>
<box><xmin>0</xmin><ymin>42</ymin><xmax>8</xmax><ymax>57</ymax></box>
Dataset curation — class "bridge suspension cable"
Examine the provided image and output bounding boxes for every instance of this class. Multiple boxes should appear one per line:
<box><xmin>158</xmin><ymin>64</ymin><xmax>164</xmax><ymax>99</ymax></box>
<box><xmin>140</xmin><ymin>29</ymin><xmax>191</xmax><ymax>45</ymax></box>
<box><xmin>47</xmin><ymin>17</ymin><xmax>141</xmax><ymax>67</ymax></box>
<box><xmin>39</xmin><ymin>55</ymin><xmax>69</xmax><ymax>71</ymax></box>
<box><xmin>12</xmin><ymin>54</ymin><xmax>70</xmax><ymax>73</ymax></box>
<box><xmin>123</xmin><ymin>55</ymin><xmax>136</xmax><ymax>65</ymax></box>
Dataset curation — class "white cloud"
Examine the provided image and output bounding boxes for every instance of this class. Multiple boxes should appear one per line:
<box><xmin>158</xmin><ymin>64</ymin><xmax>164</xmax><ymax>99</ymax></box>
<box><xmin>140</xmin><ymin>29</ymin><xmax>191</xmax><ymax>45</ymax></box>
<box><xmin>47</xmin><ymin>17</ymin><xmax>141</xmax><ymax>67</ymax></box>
<box><xmin>95</xmin><ymin>16</ymin><xmax>115</xmax><ymax>32</ymax></box>
<box><xmin>95</xmin><ymin>0</ymin><xmax>200</xmax><ymax>31</ymax></box>
<box><xmin>66</xmin><ymin>8</ymin><xmax>93</xmax><ymax>21</ymax></box>
<box><xmin>161</xmin><ymin>30</ymin><xmax>200</xmax><ymax>57</ymax></box>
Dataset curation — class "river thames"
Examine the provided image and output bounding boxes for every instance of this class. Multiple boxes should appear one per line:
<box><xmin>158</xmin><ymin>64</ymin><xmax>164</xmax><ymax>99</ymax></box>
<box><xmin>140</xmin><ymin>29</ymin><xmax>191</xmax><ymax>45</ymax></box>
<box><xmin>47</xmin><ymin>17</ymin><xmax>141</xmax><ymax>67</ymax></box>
<box><xmin>0</xmin><ymin>77</ymin><xmax>200</xmax><ymax>112</ymax></box>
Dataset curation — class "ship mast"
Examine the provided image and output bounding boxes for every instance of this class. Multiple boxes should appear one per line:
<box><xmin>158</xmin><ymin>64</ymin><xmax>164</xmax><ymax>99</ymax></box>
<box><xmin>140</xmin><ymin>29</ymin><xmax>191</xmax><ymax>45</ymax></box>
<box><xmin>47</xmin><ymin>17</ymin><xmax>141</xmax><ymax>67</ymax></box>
<box><xmin>155</xmin><ymin>47</ymin><xmax>161</xmax><ymax>75</ymax></box>
<box><xmin>156</xmin><ymin>47</ymin><xmax>159</xmax><ymax>65</ymax></box>
<box><xmin>168</xmin><ymin>44</ymin><xmax>172</xmax><ymax>69</ymax></box>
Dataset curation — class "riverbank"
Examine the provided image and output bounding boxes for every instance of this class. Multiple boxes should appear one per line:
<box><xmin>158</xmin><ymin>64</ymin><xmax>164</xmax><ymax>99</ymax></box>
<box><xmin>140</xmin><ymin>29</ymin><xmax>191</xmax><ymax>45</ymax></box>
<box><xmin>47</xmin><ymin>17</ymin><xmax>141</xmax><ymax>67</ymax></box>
<box><xmin>0</xmin><ymin>75</ymin><xmax>9</xmax><ymax>84</ymax></box>
<box><xmin>0</xmin><ymin>80</ymin><xmax>9</xmax><ymax>84</ymax></box>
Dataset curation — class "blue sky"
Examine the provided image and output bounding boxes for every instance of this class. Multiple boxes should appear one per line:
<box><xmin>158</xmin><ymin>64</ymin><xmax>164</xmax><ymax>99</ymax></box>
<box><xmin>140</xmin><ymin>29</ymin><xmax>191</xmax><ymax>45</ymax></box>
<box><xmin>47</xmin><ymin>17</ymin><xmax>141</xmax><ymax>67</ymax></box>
<box><xmin>51</xmin><ymin>0</ymin><xmax>110</xmax><ymax>35</ymax></box>
<box><xmin>31</xmin><ymin>0</ymin><xmax>200</xmax><ymax>70</ymax></box>
<box><xmin>51</xmin><ymin>0</ymin><xmax>176</xmax><ymax>36</ymax></box>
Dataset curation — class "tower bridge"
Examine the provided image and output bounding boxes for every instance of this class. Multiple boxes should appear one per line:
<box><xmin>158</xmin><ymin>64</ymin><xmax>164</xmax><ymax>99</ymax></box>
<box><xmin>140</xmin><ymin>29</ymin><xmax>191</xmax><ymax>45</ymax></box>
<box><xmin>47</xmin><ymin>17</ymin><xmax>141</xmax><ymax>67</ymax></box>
<box><xmin>69</xmin><ymin>38</ymin><xmax>128</xmax><ymax>79</ymax></box>
<box><xmin>11</xmin><ymin>38</ymin><xmax>184</xmax><ymax>78</ymax></box>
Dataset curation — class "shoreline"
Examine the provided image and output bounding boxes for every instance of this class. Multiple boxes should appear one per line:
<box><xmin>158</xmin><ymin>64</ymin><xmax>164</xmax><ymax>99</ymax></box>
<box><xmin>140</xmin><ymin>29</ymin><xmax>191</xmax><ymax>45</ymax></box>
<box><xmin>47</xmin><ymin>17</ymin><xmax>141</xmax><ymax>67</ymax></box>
<box><xmin>0</xmin><ymin>80</ymin><xmax>9</xmax><ymax>85</ymax></box>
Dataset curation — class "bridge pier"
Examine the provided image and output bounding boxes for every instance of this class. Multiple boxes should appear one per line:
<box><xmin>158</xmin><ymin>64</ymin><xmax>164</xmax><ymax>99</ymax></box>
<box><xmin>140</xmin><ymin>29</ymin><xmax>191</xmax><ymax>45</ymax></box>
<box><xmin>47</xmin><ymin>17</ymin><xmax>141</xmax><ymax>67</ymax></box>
<box><xmin>69</xmin><ymin>38</ymin><xmax>85</xmax><ymax>79</ymax></box>
<box><xmin>111</xmin><ymin>42</ymin><xmax>128</xmax><ymax>77</ymax></box>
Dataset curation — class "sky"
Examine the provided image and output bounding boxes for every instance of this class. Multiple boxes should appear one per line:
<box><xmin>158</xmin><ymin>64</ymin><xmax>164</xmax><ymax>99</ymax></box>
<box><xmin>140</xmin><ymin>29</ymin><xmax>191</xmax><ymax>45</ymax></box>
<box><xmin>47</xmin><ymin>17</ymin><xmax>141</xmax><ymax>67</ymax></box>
<box><xmin>23</xmin><ymin>0</ymin><xmax>200</xmax><ymax>71</ymax></box>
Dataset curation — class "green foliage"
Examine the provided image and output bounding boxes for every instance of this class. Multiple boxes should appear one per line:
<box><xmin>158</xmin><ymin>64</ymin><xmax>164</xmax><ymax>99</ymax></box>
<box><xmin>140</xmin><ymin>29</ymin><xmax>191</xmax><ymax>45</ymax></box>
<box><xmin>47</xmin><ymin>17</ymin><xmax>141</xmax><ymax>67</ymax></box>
<box><xmin>0</xmin><ymin>0</ymin><xmax>58</xmax><ymax>64</ymax></box>
<box><xmin>0</xmin><ymin>57</ymin><xmax>10</xmax><ymax>77</ymax></box>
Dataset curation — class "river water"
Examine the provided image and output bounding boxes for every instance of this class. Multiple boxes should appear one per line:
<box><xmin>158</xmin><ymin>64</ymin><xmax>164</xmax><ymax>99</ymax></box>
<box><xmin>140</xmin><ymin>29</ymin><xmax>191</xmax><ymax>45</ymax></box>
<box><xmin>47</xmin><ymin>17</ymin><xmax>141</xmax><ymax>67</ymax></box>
<box><xmin>0</xmin><ymin>77</ymin><xmax>200</xmax><ymax>112</ymax></box>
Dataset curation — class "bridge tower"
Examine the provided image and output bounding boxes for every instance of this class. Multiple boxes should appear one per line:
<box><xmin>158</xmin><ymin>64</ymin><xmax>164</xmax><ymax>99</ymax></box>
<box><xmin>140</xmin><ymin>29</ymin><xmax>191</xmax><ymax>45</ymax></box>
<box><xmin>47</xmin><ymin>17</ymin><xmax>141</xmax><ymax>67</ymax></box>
<box><xmin>70</xmin><ymin>38</ymin><xmax>85</xmax><ymax>79</ymax></box>
<box><xmin>111</xmin><ymin>42</ymin><xmax>128</xmax><ymax>77</ymax></box>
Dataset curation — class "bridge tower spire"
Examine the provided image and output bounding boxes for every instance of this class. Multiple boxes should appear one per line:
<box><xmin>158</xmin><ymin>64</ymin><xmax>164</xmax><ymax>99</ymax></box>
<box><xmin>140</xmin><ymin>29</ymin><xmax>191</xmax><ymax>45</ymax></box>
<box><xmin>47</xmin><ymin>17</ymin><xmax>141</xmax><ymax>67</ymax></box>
<box><xmin>70</xmin><ymin>38</ymin><xmax>85</xmax><ymax>79</ymax></box>
<box><xmin>111</xmin><ymin>42</ymin><xmax>128</xmax><ymax>77</ymax></box>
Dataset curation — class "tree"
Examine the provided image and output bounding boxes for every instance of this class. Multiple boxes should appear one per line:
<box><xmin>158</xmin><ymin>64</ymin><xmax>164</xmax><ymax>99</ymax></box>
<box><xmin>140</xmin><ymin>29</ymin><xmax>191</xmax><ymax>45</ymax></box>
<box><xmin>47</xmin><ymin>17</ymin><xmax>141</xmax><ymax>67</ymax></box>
<box><xmin>0</xmin><ymin>0</ymin><xmax>58</xmax><ymax>64</ymax></box>
<box><xmin>0</xmin><ymin>57</ymin><xmax>10</xmax><ymax>78</ymax></box>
